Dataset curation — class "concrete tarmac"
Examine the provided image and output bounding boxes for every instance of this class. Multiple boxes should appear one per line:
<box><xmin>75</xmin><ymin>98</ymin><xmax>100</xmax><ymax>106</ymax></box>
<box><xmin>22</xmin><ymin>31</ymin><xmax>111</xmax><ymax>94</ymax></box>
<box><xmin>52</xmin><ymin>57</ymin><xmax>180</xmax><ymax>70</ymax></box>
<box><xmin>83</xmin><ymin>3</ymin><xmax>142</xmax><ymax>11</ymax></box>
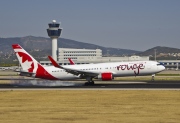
<box><xmin>0</xmin><ymin>78</ymin><xmax>180</xmax><ymax>90</ymax></box>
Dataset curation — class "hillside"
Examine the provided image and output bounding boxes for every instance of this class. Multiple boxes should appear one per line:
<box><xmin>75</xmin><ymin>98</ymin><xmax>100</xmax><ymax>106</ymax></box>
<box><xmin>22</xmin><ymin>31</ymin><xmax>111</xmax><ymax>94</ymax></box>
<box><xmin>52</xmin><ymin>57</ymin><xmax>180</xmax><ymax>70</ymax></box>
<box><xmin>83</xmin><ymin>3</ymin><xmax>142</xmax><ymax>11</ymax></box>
<box><xmin>138</xmin><ymin>46</ymin><xmax>180</xmax><ymax>60</ymax></box>
<box><xmin>0</xmin><ymin>36</ymin><xmax>140</xmax><ymax>64</ymax></box>
<box><xmin>138</xmin><ymin>46</ymin><xmax>180</xmax><ymax>55</ymax></box>
<box><xmin>0</xmin><ymin>36</ymin><xmax>140</xmax><ymax>56</ymax></box>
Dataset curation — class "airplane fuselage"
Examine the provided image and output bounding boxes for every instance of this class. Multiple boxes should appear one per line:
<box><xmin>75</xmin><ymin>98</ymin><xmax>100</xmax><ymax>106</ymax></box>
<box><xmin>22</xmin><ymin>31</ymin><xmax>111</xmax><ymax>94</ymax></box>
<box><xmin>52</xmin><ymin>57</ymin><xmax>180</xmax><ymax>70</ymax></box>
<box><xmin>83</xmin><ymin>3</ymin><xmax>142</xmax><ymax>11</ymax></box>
<box><xmin>42</xmin><ymin>61</ymin><xmax>164</xmax><ymax>80</ymax></box>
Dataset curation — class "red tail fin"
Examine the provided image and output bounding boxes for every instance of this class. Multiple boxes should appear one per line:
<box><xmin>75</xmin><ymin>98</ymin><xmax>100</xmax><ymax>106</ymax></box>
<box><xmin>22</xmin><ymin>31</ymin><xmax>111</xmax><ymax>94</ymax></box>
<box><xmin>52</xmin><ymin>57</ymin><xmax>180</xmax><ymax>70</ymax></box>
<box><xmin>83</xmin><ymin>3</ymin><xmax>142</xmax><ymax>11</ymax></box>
<box><xmin>12</xmin><ymin>44</ymin><xmax>58</xmax><ymax>80</ymax></box>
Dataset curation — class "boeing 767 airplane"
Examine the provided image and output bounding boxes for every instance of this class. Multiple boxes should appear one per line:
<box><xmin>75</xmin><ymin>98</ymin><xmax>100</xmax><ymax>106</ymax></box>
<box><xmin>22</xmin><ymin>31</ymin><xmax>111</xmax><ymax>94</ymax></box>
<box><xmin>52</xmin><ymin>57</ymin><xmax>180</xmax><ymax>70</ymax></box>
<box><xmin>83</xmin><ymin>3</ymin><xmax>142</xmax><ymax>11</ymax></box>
<box><xmin>12</xmin><ymin>44</ymin><xmax>165</xmax><ymax>85</ymax></box>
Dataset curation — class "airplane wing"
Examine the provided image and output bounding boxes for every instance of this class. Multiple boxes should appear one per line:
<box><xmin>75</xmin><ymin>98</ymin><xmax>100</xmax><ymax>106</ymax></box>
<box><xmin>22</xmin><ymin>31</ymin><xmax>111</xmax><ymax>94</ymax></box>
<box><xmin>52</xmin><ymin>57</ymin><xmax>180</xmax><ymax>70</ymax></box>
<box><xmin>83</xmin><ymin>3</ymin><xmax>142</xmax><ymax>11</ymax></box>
<box><xmin>48</xmin><ymin>56</ymin><xmax>99</xmax><ymax>77</ymax></box>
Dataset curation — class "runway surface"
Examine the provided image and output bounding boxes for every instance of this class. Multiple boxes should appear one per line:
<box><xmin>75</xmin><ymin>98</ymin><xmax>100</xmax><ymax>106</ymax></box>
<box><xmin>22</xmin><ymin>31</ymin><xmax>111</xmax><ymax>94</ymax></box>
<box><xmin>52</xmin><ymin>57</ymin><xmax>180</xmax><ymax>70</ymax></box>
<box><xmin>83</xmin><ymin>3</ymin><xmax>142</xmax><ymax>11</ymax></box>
<box><xmin>0</xmin><ymin>78</ymin><xmax>180</xmax><ymax>90</ymax></box>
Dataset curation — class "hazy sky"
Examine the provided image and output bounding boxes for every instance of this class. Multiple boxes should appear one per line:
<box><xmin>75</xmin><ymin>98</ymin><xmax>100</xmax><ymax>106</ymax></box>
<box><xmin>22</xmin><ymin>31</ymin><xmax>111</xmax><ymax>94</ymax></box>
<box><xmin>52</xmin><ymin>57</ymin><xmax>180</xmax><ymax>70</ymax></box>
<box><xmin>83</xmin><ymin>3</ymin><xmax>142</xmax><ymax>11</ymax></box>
<box><xmin>0</xmin><ymin>0</ymin><xmax>180</xmax><ymax>51</ymax></box>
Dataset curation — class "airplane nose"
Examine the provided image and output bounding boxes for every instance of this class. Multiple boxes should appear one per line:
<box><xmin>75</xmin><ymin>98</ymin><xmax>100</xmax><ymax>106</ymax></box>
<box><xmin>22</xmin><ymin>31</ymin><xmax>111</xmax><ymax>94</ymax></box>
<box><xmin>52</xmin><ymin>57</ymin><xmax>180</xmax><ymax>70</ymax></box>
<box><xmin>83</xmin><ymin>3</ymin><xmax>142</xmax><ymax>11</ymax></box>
<box><xmin>159</xmin><ymin>65</ymin><xmax>165</xmax><ymax>71</ymax></box>
<box><xmin>162</xmin><ymin>66</ymin><xmax>165</xmax><ymax>70</ymax></box>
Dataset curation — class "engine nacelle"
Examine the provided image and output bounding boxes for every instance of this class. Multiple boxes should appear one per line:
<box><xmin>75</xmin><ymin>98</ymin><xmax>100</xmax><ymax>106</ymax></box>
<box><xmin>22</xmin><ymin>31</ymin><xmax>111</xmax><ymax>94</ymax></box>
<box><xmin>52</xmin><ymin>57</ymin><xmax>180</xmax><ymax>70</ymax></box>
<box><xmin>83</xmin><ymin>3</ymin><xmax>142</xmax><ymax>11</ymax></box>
<box><xmin>97</xmin><ymin>72</ymin><xmax>113</xmax><ymax>81</ymax></box>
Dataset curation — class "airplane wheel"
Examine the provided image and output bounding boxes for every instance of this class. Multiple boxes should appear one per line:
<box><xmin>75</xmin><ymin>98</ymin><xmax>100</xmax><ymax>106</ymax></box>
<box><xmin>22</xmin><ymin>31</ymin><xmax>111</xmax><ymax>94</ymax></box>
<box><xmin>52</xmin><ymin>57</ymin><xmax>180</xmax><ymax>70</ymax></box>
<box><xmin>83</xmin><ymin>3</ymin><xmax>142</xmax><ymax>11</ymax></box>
<box><xmin>84</xmin><ymin>82</ymin><xmax>89</xmax><ymax>86</ymax></box>
<box><xmin>84</xmin><ymin>81</ymin><xmax>94</xmax><ymax>86</ymax></box>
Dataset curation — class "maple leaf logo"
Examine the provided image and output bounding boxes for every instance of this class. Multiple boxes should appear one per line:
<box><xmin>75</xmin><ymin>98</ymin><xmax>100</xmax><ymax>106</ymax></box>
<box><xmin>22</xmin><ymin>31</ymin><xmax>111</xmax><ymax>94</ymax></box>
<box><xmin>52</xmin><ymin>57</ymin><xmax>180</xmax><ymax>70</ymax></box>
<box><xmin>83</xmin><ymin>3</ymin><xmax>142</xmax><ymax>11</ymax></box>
<box><xmin>17</xmin><ymin>52</ymin><xmax>34</xmax><ymax>72</ymax></box>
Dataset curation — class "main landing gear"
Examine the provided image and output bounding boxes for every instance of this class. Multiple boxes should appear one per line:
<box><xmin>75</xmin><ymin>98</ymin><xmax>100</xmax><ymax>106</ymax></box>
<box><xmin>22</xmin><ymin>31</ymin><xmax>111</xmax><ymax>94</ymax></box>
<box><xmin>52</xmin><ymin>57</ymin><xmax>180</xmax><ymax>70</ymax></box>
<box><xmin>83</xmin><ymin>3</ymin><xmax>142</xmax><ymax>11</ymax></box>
<box><xmin>151</xmin><ymin>74</ymin><xmax>155</xmax><ymax>81</ymax></box>
<box><xmin>84</xmin><ymin>77</ymin><xmax>95</xmax><ymax>86</ymax></box>
<box><xmin>85</xmin><ymin>81</ymin><xmax>94</xmax><ymax>86</ymax></box>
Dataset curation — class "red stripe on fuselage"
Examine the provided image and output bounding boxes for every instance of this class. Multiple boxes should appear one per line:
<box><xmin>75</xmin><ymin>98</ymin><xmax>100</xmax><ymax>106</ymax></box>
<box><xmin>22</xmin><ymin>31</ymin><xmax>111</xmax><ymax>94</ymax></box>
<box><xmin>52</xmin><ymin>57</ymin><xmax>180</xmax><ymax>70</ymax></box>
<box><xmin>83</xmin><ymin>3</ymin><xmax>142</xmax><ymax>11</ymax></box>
<box><xmin>35</xmin><ymin>64</ymin><xmax>58</xmax><ymax>80</ymax></box>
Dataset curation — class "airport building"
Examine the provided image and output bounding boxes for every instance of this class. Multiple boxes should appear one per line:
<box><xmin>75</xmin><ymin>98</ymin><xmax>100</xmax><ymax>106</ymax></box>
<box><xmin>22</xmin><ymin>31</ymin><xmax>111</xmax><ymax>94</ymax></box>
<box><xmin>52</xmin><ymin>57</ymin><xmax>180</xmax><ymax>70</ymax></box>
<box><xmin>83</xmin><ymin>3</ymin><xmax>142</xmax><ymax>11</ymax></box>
<box><xmin>40</xmin><ymin>48</ymin><xmax>149</xmax><ymax>65</ymax></box>
<box><xmin>58</xmin><ymin>48</ymin><xmax>102</xmax><ymax>63</ymax></box>
<box><xmin>47</xmin><ymin>20</ymin><xmax>62</xmax><ymax>61</ymax></box>
<box><xmin>158</xmin><ymin>60</ymin><xmax>180</xmax><ymax>70</ymax></box>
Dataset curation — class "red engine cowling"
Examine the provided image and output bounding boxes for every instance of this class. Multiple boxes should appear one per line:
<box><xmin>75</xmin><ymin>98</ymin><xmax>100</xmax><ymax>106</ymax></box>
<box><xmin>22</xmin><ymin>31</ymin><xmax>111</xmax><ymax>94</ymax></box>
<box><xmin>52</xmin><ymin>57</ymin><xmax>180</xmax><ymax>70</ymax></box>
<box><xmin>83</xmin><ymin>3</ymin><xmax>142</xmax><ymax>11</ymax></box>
<box><xmin>98</xmin><ymin>72</ymin><xmax>113</xmax><ymax>81</ymax></box>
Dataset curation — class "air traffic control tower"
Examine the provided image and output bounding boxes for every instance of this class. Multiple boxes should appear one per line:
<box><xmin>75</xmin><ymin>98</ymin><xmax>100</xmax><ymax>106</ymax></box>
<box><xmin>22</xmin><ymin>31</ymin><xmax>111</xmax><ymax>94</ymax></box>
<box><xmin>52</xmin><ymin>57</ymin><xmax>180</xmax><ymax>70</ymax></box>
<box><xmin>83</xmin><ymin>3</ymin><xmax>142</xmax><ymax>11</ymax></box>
<box><xmin>47</xmin><ymin>20</ymin><xmax>62</xmax><ymax>61</ymax></box>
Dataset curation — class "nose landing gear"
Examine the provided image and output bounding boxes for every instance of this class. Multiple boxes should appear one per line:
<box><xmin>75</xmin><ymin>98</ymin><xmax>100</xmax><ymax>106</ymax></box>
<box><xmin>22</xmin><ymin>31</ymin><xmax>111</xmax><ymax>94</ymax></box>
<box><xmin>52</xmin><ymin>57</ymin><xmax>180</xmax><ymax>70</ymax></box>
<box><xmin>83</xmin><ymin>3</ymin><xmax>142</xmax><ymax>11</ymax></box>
<box><xmin>151</xmin><ymin>74</ymin><xmax>155</xmax><ymax>81</ymax></box>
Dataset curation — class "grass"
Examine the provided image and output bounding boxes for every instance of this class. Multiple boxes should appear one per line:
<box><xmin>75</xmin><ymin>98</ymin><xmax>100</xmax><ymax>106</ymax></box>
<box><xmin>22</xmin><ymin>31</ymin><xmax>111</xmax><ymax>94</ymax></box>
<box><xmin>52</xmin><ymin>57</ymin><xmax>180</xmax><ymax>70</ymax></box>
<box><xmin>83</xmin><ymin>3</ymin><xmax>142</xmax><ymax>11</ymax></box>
<box><xmin>0</xmin><ymin>72</ymin><xmax>18</xmax><ymax>76</ymax></box>
<box><xmin>0</xmin><ymin>90</ymin><xmax>180</xmax><ymax>123</ymax></box>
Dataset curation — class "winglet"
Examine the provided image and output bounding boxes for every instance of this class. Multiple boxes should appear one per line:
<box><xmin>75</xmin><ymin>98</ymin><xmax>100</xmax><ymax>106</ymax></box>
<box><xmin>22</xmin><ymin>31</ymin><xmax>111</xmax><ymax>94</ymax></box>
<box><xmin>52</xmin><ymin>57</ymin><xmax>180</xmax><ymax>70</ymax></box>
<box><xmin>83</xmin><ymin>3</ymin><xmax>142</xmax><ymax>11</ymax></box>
<box><xmin>48</xmin><ymin>56</ymin><xmax>62</xmax><ymax>68</ymax></box>
<box><xmin>68</xmin><ymin>58</ymin><xmax>75</xmax><ymax>65</ymax></box>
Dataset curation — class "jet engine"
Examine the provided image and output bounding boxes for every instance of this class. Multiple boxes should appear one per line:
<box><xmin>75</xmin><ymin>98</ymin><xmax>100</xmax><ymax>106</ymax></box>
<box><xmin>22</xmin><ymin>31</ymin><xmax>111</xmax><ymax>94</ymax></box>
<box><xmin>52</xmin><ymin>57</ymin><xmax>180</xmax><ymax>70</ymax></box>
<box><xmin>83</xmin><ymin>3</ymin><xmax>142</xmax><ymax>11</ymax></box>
<box><xmin>97</xmin><ymin>72</ymin><xmax>113</xmax><ymax>81</ymax></box>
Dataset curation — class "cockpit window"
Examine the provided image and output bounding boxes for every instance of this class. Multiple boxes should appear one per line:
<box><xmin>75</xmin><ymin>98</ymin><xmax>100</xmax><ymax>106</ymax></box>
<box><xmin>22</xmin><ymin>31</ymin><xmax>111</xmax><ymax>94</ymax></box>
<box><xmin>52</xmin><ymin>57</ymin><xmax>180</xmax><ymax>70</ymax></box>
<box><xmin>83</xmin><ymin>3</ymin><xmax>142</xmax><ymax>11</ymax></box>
<box><xmin>157</xmin><ymin>63</ymin><xmax>164</xmax><ymax>66</ymax></box>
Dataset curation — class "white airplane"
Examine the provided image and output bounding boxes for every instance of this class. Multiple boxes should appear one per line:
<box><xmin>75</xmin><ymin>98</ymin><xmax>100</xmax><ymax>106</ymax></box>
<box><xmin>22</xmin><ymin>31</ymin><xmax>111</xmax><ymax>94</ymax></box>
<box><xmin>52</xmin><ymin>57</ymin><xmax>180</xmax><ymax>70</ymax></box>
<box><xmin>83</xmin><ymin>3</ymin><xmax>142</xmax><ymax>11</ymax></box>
<box><xmin>12</xmin><ymin>44</ymin><xmax>165</xmax><ymax>85</ymax></box>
